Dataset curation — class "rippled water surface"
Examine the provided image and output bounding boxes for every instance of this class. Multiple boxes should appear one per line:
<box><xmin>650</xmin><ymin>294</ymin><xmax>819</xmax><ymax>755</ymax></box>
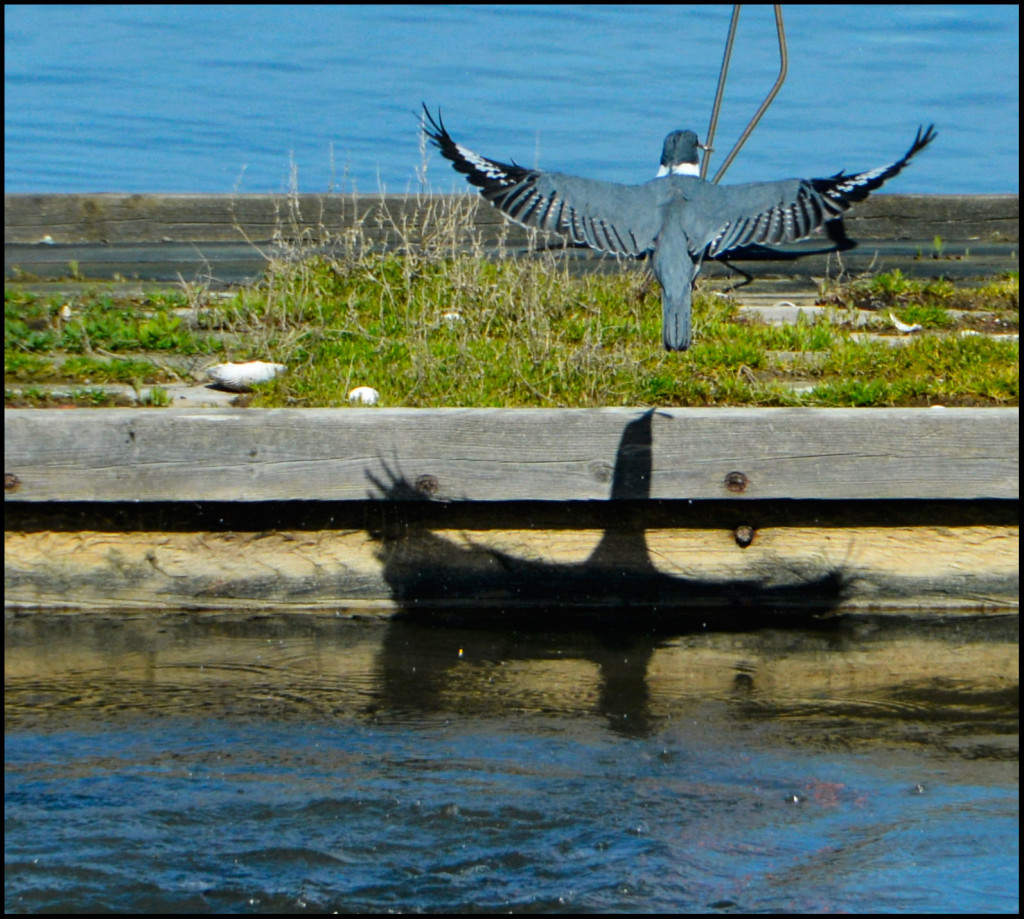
<box><xmin>3</xmin><ymin>5</ymin><xmax>1019</xmax><ymax>194</ymax></box>
<box><xmin>5</xmin><ymin>613</ymin><xmax>1018</xmax><ymax>913</ymax></box>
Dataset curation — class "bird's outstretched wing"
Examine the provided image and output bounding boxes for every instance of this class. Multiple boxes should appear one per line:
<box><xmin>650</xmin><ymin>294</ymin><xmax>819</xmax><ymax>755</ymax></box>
<box><xmin>705</xmin><ymin>125</ymin><xmax>937</xmax><ymax>256</ymax></box>
<box><xmin>422</xmin><ymin>105</ymin><xmax>661</xmax><ymax>257</ymax></box>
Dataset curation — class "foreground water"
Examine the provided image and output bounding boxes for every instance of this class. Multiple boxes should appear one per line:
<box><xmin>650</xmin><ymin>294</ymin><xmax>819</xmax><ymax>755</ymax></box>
<box><xmin>5</xmin><ymin>613</ymin><xmax>1018</xmax><ymax>913</ymax></box>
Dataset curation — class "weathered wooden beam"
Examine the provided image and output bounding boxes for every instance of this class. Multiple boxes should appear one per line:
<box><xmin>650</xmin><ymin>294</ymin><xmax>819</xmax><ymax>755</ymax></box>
<box><xmin>6</xmin><ymin>193</ymin><xmax>1017</xmax><ymax>286</ymax></box>
<box><xmin>4</xmin><ymin>523</ymin><xmax>1018</xmax><ymax>614</ymax></box>
<box><xmin>6</xmin><ymin>193</ymin><xmax>1018</xmax><ymax>244</ymax></box>
<box><xmin>7</xmin><ymin>239</ymin><xmax>1017</xmax><ymax>287</ymax></box>
<box><xmin>4</xmin><ymin>407</ymin><xmax>1018</xmax><ymax>503</ymax></box>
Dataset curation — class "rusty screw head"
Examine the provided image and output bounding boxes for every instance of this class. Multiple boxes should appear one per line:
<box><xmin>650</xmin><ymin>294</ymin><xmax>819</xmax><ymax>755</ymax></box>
<box><xmin>4</xmin><ymin>473</ymin><xmax>20</xmax><ymax>492</ymax></box>
<box><xmin>724</xmin><ymin>471</ymin><xmax>748</xmax><ymax>493</ymax></box>
<box><xmin>734</xmin><ymin>525</ymin><xmax>754</xmax><ymax>548</ymax></box>
<box><xmin>415</xmin><ymin>474</ymin><xmax>439</xmax><ymax>497</ymax></box>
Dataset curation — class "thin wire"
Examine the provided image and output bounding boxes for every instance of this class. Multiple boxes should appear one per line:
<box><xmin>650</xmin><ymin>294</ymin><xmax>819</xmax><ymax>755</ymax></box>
<box><xmin>710</xmin><ymin>4</ymin><xmax>789</xmax><ymax>185</ymax></box>
<box><xmin>702</xmin><ymin>5</ymin><xmax>741</xmax><ymax>180</ymax></box>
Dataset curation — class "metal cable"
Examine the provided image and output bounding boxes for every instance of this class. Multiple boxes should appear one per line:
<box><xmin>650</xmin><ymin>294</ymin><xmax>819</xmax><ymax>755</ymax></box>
<box><xmin>701</xmin><ymin>5</ymin><xmax>741</xmax><ymax>180</ymax></box>
<box><xmin>706</xmin><ymin>5</ymin><xmax>789</xmax><ymax>184</ymax></box>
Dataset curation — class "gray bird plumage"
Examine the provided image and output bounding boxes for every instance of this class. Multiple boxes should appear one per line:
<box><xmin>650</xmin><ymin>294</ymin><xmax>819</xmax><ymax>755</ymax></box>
<box><xmin>422</xmin><ymin>106</ymin><xmax>935</xmax><ymax>351</ymax></box>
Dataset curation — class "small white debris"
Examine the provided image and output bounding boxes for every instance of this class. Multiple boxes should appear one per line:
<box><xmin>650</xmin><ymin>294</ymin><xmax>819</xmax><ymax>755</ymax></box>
<box><xmin>207</xmin><ymin>361</ymin><xmax>286</xmax><ymax>392</ymax></box>
<box><xmin>348</xmin><ymin>386</ymin><xmax>380</xmax><ymax>406</ymax></box>
<box><xmin>889</xmin><ymin>312</ymin><xmax>922</xmax><ymax>333</ymax></box>
<box><xmin>38</xmin><ymin>235</ymin><xmax>55</xmax><ymax>245</ymax></box>
<box><xmin>59</xmin><ymin>303</ymin><xmax>73</xmax><ymax>324</ymax></box>
<box><xmin>959</xmin><ymin>329</ymin><xmax>982</xmax><ymax>338</ymax></box>
<box><xmin>442</xmin><ymin>311</ymin><xmax>463</xmax><ymax>325</ymax></box>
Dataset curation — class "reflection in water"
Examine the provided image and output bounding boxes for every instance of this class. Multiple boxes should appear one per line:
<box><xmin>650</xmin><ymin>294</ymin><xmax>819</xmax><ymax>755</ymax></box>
<box><xmin>6</xmin><ymin>612</ymin><xmax>1016</xmax><ymax>746</ymax></box>
<box><xmin>376</xmin><ymin>620</ymin><xmax>660</xmax><ymax>737</ymax></box>
<box><xmin>4</xmin><ymin>613</ymin><xmax>1018</xmax><ymax>912</ymax></box>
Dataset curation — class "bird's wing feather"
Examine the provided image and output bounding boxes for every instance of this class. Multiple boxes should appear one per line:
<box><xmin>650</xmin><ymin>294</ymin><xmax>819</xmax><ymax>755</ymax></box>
<box><xmin>422</xmin><ymin>105</ymin><xmax>662</xmax><ymax>257</ymax></box>
<box><xmin>705</xmin><ymin>124</ymin><xmax>937</xmax><ymax>257</ymax></box>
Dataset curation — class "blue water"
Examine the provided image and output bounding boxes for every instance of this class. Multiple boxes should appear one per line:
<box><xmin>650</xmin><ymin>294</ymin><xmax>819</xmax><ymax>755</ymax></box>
<box><xmin>4</xmin><ymin>5</ymin><xmax>1019</xmax><ymax>196</ymax></box>
<box><xmin>4</xmin><ymin>616</ymin><xmax>1019</xmax><ymax>913</ymax></box>
<box><xmin>6</xmin><ymin>714</ymin><xmax>1018</xmax><ymax>913</ymax></box>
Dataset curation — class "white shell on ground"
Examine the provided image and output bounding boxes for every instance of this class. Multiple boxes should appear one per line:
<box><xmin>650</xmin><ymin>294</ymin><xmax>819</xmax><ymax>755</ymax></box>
<box><xmin>889</xmin><ymin>312</ymin><xmax>922</xmax><ymax>333</ymax></box>
<box><xmin>207</xmin><ymin>361</ymin><xmax>286</xmax><ymax>392</ymax></box>
<box><xmin>348</xmin><ymin>386</ymin><xmax>380</xmax><ymax>406</ymax></box>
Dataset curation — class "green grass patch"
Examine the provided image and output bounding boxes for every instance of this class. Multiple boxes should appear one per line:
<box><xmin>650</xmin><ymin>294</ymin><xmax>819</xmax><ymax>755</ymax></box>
<box><xmin>223</xmin><ymin>253</ymin><xmax>1016</xmax><ymax>408</ymax></box>
<box><xmin>4</xmin><ymin>351</ymin><xmax>51</xmax><ymax>379</ymax></box>
<box><xmin>4</xmin><ymin>288</ymin><xmax>222</xmax><ymax>355</ymax></box>
<box><xmin>824</xmin><ymin>268</ymin><xmax>1019</xmax><ymax>322</ymax></box>
<box><xmin>5</xmin><ymin>386</ymin><xmax>134</xmax><ymax>408</ymax></box>
<box><xmin>58</xmin><ymin>355</ymin><xmax>171</xmax><ymax>384</ymax></box>
<box><xmin>4</xmin><ymin>207</ymin><xmax>1018</xmax><ymax>409</ymax></box>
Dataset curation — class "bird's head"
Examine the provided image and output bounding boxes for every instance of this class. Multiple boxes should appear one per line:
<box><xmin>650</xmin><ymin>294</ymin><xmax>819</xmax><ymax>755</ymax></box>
<box><xmin>657</xmin><ymin>129</ymin><xmax>707</xmax><ymax>177</ymax></box>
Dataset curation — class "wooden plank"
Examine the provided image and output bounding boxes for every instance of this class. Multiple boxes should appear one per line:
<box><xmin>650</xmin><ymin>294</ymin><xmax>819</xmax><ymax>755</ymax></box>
<box><xmin>3</xmin><ymin>193</ymin><xmax>493</xmax><ymax>245</ymax></box>
<box><xmin>7</xmin><ymin>193</ymin><xmax>1017</xmax><ymax>285</ymax></box>
<box><xmin>4</xmin><ymin>524</ymin><xmax>1018</xmax><ymax>613</ymax></box>
<box><xmin>7</xmin><ymin>239</ymin><xmax>1017</xmax><ymax>287</ymax></box>
<box><xmin>4</xmin><ymin>407</ymin><xmax>1018</xmax><ymax>503</ymax></box>
<box><xmin>844</xmin><ymin>193</ymin><xmax>1019</xmax><ymax>242</ymax></box>
<box><xmin>5</xmin><ymin>193</ymin><xmax>1018</xmax><ymax>244</ymax></box>
<box><xmin>8</xmin><ymin>190</ymin><xmax>1015</xmax><ymax>282</ymax></box>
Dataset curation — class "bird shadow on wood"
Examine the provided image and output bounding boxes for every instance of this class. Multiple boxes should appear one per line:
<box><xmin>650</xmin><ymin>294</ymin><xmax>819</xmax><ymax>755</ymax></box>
<box><xmin>363</xmin><ymin>409</ymin><xmax>847</xmax><ymax>635</ymax></box>
<box><xmin>364</xmin><ymin>409</ymin><xmax>849</xmax><ymax>737</ymax></box>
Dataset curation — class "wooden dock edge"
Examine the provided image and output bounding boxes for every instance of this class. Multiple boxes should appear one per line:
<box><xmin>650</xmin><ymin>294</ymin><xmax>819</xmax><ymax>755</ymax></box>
<box><xmin>5</xmin><ymin>193</ymin><xmax>1019</xmax><ymax>287</ymax></box>
<box><xmin>6</xmin><ymin>192</ymin><xmax>1018</xmax><ymax>245</ymax></box>
<box><xmin>4</xmin><ymin>407</ymin><xmax>1018</xmax><ymax>615</ymax></box>
<box><xmin>3</xmin><ymin>525</ymin><xmax>1018</xmax><ymax>616</ymax></box>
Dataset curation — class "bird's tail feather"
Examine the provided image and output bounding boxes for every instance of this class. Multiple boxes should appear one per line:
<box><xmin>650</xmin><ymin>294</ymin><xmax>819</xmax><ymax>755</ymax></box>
<box><xmin>652</xmin><ymin>225</ymin><xmax>697</xmax><ymax>352</ymax></box>
<box><xmin>662</xmin><ymin>291</ymin><xmax>692</xmax><ymax>351</ymax></box>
